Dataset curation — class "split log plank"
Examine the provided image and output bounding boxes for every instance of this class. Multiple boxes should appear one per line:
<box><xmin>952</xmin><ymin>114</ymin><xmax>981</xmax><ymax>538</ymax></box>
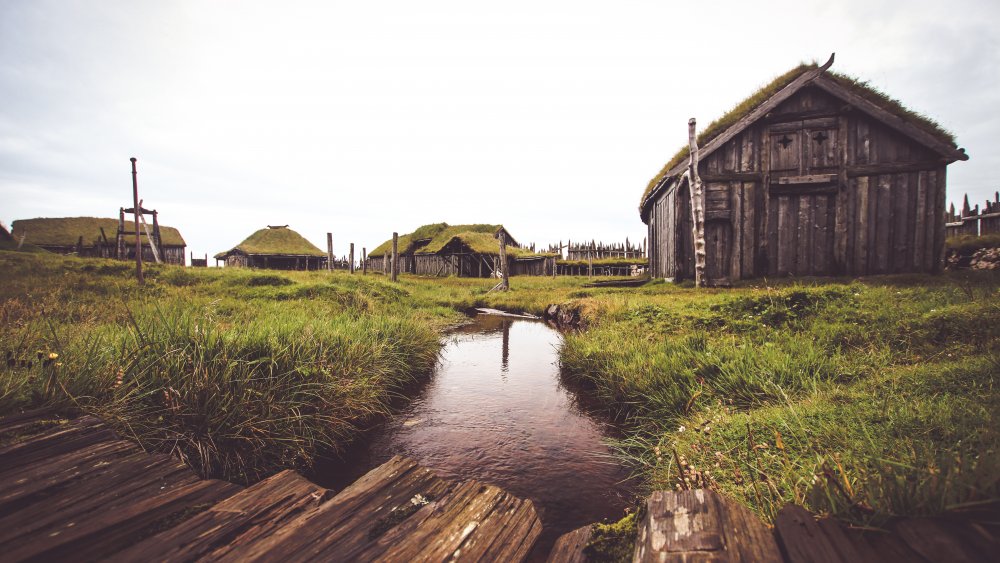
<box><xmin>6</xmin><ymin>479</ymin><xmax>241</xmax><ymax>562</ymax></box>
<box><xmin>546</xmin><ymin>525</ymin><xmax>592</xmax><ymax>563</ymax></box>
<box><xmin>110</xmin><ymin>469</ymin><xmax>328</xmax><ymax>562</ymax></box>
<box><xmin>892</xmin><ymin>518</ymin><xmax>992</xmax><ymax>563</ymax></box>
<box><xmin>634</xmin><ymin>489</ymin><xmax>781</xmax><ymax>562</ymax></box>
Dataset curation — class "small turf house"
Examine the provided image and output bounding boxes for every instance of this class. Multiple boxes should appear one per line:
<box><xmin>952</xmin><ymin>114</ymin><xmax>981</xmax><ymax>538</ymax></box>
<box><xmin>215</xmin><ymin>225</ymin><xmax>326</xmax><ymax>270</ymax></box>
<box><xmin>640</xmin><ymin>56</ymin><xmax>968</xmax><ymax>284</ymax></box>
<box><xmin>367</xmin><ymin>223</ymin><xmax>556</xmax><ymax>277</ymax></box>
<box><xmin>10</xmin><ymin>216</ymin><xmax>186</xmax><ymax>265</ymax></box>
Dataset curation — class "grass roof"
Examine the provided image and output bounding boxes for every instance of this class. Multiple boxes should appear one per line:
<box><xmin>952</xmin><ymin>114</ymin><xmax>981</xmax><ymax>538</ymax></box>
<box><xmin>215</xmin><ymin>226</ymin><xmax>325</xmax><ymax>259</ymax></box>
<box><xmin>0</xmin><ymin>223</ymin><xmax>46</xmax><ymax>253</ymax></box>
<box><xmin>369</xmin><ymin>223</ymin><xmax>552</xmax><ymax>258</ymax></box>
<box><xmin>640</xmin><ymin>62</ymin><xmax>959</xmax><ymax>210</ymax></box>
<box><xmin>10</xmin><ymin>217</ymin><xmax>185</xmax><ymax>248</ymax></box>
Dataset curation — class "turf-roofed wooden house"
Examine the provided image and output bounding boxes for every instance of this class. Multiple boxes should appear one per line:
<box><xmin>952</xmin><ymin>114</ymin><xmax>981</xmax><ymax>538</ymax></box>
<box><xmin>215</xmin><ymin>225</ymin><xmax>326</xmax><ymax>270</ymax></box>
<box><xmin>640</xmin><ymin>56</ymin><xmax>968</xmax><ymax>284</ymax></box>
<box><xmin>367</xmin><ymin>223</ymin><xmax>556</xmax><ymax>277</ymax></box>
<box><xmin>10</xmin><ymin>217</ymin><xmax>186</xmax><ymax>265</ymax></box>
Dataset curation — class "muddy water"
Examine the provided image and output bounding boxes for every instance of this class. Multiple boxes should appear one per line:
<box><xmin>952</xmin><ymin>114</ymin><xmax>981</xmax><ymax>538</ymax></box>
<box><xmin>315</xmin><ymin>314</ymin><xmax>636</xmax><ymax>557</ymax></box>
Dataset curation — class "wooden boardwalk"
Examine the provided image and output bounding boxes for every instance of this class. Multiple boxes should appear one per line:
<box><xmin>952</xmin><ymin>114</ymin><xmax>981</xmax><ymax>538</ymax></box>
<box><xmin>0</xmin><ymin>411</ymin><xmax>540</xmax><ymax>562</ymax></box>
<box><xmin>2</xmin><ymin>410</ymin><xmax>996</xmax><ymax>562</ymax></box>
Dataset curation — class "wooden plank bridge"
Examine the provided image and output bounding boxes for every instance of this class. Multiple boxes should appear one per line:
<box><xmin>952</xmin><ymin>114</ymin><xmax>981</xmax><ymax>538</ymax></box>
<box><xmin>1</xmin><ymin>410</ymin><xmax>996</xmax><ymax>562</ymax></box>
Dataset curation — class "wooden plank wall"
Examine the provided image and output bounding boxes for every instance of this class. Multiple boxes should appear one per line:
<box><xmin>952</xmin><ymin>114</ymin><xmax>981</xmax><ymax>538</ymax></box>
<box><xmin>648</xmin><ymin>86</ymin><xmax>951</xmax><ymax>281</ymax></box>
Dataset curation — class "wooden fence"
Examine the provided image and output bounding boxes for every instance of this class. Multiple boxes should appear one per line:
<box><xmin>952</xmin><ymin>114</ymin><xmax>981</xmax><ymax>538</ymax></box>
<box><xmin>946</xmin><ymin>192</ymin><xmax>1000</xmax><ymax>238</ymax></box>
<box><xmin>543</xmin><ymin>239</ymin><xmax>646</xmax><ymax>261</ymax></box>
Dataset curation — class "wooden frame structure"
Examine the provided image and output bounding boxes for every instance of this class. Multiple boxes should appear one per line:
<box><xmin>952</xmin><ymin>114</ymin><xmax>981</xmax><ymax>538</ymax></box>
<box><xmin>641</xmin><ymin>55</ymin><xmax>968</xmax><ymax>283</ymax></box>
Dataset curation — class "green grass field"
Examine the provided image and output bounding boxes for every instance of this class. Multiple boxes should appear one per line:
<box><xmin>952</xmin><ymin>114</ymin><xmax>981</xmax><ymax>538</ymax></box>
<box><xmin>2</xmin><ymin>249</ymin><xmax>997</xmax><ymax>527</ymax></box>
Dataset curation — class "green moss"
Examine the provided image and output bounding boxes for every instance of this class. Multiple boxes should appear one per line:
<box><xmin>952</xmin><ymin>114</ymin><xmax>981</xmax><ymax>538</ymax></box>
<box><xmin>10</xmin><ymin>217</ymin><xmax>185</xmax><ymax>247</ymax></box>
<box><xmin>215</xmin><ymin>226</ymin><xmax>325</xmax><ymax>258</ymax></box>
<box><xmin>584</xmin><ymin>510</ymin><xmax>639</xmax><ymax>562</ymax></box>
<box><xmin>946</xmin><ymin>233</ymin><xmax>1000</xmax><ymax>255</ymax></box>
<box><xmin>368</xmin><ymin>223</ymin><xmax>554</xmax><ymax>259</ymax></box>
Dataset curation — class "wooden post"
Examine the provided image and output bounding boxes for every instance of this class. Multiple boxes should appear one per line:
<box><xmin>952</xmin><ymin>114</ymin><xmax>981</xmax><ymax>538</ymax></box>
<box><xmin>349</xmin><ymin>243</ymin><xmax>355</xmax><ymax>274</ymax></box>
<box><xmin>130</xmin><ymin>158</ymin><xmax>144</xmax><ymax>285</ymax></box>
<box><xmin>688</xmin><ymin>119</ymin><xmax>707</xmax><ymax>287</ymax></box>
<box><xmin>117</xmin><ymin>208</ymin><xmax>125</xmax><ymax>259</ymax></box>
<box><xmin>327</xmin><ymin>233</ymin><xmax>333</xmax><ymax>271</ymax></box>
<box><xmin>588</xmin><ymin>241</ymin><xmax>594</xmax><ymax>278</ymax></box>
<box><xmin>362</xmin><ymin>248</ymin><xmax>367</xmax><ymax>275</ymax></box>
<box><xmin>498</xmin><ymin>231</ymin><xmax>509</xmax><ymax>290</ymax></box>
<box><xmin>391</xmin><ymin>232</ymin><xmax>399</xmax><ymax>282</ymax></box>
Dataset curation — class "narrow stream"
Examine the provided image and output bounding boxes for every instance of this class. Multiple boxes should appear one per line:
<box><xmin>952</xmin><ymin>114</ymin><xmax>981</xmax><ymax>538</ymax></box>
<box><xmin>315</xmin><ymin>314</ymin><xmax>636</xmax><ymax>557</ymax></box>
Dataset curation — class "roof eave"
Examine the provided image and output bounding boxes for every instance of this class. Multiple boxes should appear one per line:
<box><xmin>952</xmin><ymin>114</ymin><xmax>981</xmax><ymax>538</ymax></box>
<box><xmin>809</xmin><ymin>75</ymin><xmax>968</xmax><ymax>163</ymax></box>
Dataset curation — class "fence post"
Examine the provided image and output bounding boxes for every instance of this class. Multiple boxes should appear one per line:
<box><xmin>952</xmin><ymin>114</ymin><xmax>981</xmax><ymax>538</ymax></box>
<box><xmin>391</xmin><ymin>232</ymin><xmax>399</xmax><ymax>282</ymax></box>
<box><xmin>498</xmin><ymin>231</ymin><xmax>510</xmax><ymax>290</ymax></box>
<box><xmin>327</xmin><ymin>233</ymin><xmax>333</xmax><ymax>271</ymax></box>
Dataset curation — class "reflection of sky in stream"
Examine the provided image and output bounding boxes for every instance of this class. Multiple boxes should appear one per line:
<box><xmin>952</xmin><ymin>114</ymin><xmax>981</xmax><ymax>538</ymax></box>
<box><xmin>316</xmin><ymin>315</ymin><xmax>635</xmax><ymax>557</ymax></box>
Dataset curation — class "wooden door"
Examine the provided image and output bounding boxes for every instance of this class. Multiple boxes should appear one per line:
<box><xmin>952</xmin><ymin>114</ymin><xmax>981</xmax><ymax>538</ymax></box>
<box><xmin>768</xmin><ymin>192</ymin><xmax>836</xmax><ymax>277</ymax></box>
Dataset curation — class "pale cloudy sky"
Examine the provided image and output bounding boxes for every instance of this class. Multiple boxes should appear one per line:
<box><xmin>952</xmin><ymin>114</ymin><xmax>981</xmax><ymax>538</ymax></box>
<box><xmin>2</xmin><ymin>0</ymin><xmax>998</xmax><ymax>262</ymax></box>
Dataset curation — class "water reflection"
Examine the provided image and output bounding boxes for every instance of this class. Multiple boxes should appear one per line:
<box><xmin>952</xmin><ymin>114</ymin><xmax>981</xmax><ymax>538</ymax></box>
<box><xmin>314</xmin><ymin>314</ymin><xmax>636</xmax><ymax>557</ymax></box>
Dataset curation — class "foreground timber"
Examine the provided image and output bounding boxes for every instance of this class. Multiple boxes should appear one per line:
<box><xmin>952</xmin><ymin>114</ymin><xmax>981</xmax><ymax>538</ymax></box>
<box><xmin>0</xmin><ymin>410</ymin><xmax>541</xmax><ymax>562</ymax></box>
<box><xmin>550</xmin><ymin>488</ymin><xmax>999</xmax><ymax>562</ymax></box>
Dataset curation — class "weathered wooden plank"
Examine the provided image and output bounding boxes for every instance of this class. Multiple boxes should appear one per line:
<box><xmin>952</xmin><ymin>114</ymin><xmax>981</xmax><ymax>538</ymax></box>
<box><xmin>855</xmin><ymin>119</ymin><xmax>870</xmax><ymax>165</ymax></box>
<box><xmin>912</xmin><ymin>172</ymin><xmax>926</xmax><ymax>270</ymax></box>
<box><xmin>854</xmin><ymin>177</ymin><xmax>870</xmax><ymax>273</ymax></box>
<box><xmin>0</xmin><ymin>415</ymin><xmax>114</xmax><ymax>472</ymax></box>
<box><xmin>834</xmin><ymin>115</ymin><xmax>850</xmax><ymax>272</ymax></box>
<box><xmin>731</xmin><ymin>182</ymin><xmax>743</xmax><ymax>280</ymax></box>
<box><xmin>227</xmin><ymin>456</ymin><xmax>452</xmax><ymax>561</ymax></box>
<box><xmin>0</xmin><ymin>408</ymin><xmax>59</xmax><ymax>439</ymax></box>
<box><xmin>773</xmin><ymin>173</ymin><xmax>837</xmax><ymax>186</ymax></box>
<box><xmin>740</xmin><ymin>128</ymin><xmax>754</xmax><ymax>172</ymax></box>
<box><xmin>767</xmin><ymin>194</ymin><xmax>779</xmax><ymax>276</ymax></box>
<box><xmin>893</xmin><ymin>518</ymin><xmax>987</xmax><ymax>563</ymax></box>
<box><xmin>892</xmin><ymin>173</ymin><xmax>911</xmax><ymax>272</ymax></box>
<box><xmin>774</xmin><ymin>505</ymin><xmax>853</xmax><ymax>563</ymax></box>
<box><xmin>0</xmin><ymin>440</ymin><xmax>141</xmax><ymax>513</ymax></box>
<box><xmin>874</xmin><ymin>175</ymin><xmax>893</xmax><ymax>274</ymax></box>
<box><xmin>6</xmin><ymin>478</ymin><xmax>241</xmax><ymax>562</ymax></box>
<box><xmin>932</xmin><ymin>168</ymin><xmax>946</xmax><ymax>272</ymax></box>
<box><xmin>814</xmin><ymin>195</ymin><xmax>829</xmax><ymax>275</ymax></box>
<box><xmin>356</xmin><ymin>480</ymin><xmax>541</xmax><ymax>562</ymax></box>
<box><xmin>850</xmin><ymin>527</ymin><xmax>931</xmax><ymax>563</ymax></box>
<box><xmin>110</xmin><ymin>470</ymin><xmax>327</xmax><ymax>562</ymax></box>
<box><xmin>546</xmin><ymin>524</ymin><xmax>592</xmax><ymax>563</ymax></box>
<box><xmin>797</xmin><ymin>195</ymin><xmax>811</xmax><ymax>275</ymax></box>
<box><xmin>634</xmin><ymin>489</ymin><xmax>781</xmax><ymax>562</ymax></box>
<box><xmin>742</xmin><ymin>182</ymin><xmax>757</xmax><ymax>278</ymax></box>
<box><xmin>0</xmin><ymin>452</ymin><xmax>199</xmax><ymax>548</ymax></box>
<box><xmin>921</xmin><ymin>171</ymin><xmax>936</xmax><ymax>272</ymax></box>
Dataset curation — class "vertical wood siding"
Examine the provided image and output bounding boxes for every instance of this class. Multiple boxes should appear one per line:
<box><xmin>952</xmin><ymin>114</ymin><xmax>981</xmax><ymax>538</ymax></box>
<box><xmin>646</xmin><ymin>86</ymin><xmax>950</xmax><ymax>281</ymax></box>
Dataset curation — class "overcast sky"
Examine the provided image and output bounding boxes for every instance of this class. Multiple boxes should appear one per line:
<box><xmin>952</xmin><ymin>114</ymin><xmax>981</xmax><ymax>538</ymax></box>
<box><xmin>2</xmin><ymin>0</ymin><xmax>998</xmax><ymax>262</ymax></box>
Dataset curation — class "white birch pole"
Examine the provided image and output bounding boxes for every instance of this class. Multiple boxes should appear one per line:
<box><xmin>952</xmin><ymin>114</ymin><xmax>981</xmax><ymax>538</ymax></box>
<box><xmin>688</xmin><ymin>118</ymin><xmax>707</xmax><ymax>287</ymax></box>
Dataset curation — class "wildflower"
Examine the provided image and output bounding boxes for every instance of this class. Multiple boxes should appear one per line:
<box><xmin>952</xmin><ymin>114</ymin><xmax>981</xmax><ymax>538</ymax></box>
<box><xmin>48</xmin><ymin>352</ymin><xmax>59</xmax><ymax>360</ymax></box>
<box><xmin>55</xmin><ymin>362</ymin><xmax>63</xmax><ymax>368</ymax></box>
<box><xmin>677</xmin><ymin>425</ymin><xmax>686</xmax><ymax>433</ymax></box>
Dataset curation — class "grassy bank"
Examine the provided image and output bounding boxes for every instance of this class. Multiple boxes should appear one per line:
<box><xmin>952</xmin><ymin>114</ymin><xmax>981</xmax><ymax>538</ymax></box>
<box><xmin>556</xmin><ymin>275</ymin><xmax>1000</xmax><ymax>525</ymax></box>
<box><xmin>0</xmin><ymin>252</ymin><xmax>450</xmax><ymax>483</ymax></box>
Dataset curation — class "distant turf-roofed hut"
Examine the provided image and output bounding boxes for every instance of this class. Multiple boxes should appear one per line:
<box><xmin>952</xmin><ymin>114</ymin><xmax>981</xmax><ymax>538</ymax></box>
<box><xmin>215</xmin><ymin>225</ymin><xmax>326</xmax><ymax>270</ymax></box>
<box><xmin>10</xmin><ymin>217</ymin><xmax>186</xmax><ymax>265</ymax></box>
<box><xmin>0</xmin><ymin>222</ymin><xmax>45</xmax><ymax>253</ymax></box>
<box><xmin>367</xmin><ymin>223</ymin><xmax>555</xmax><ymax>277</ymax></box>
<box><xmin>640</xmin><ymin>57</ymin><xmax>968</xmax><ymax>284</ymax></box>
